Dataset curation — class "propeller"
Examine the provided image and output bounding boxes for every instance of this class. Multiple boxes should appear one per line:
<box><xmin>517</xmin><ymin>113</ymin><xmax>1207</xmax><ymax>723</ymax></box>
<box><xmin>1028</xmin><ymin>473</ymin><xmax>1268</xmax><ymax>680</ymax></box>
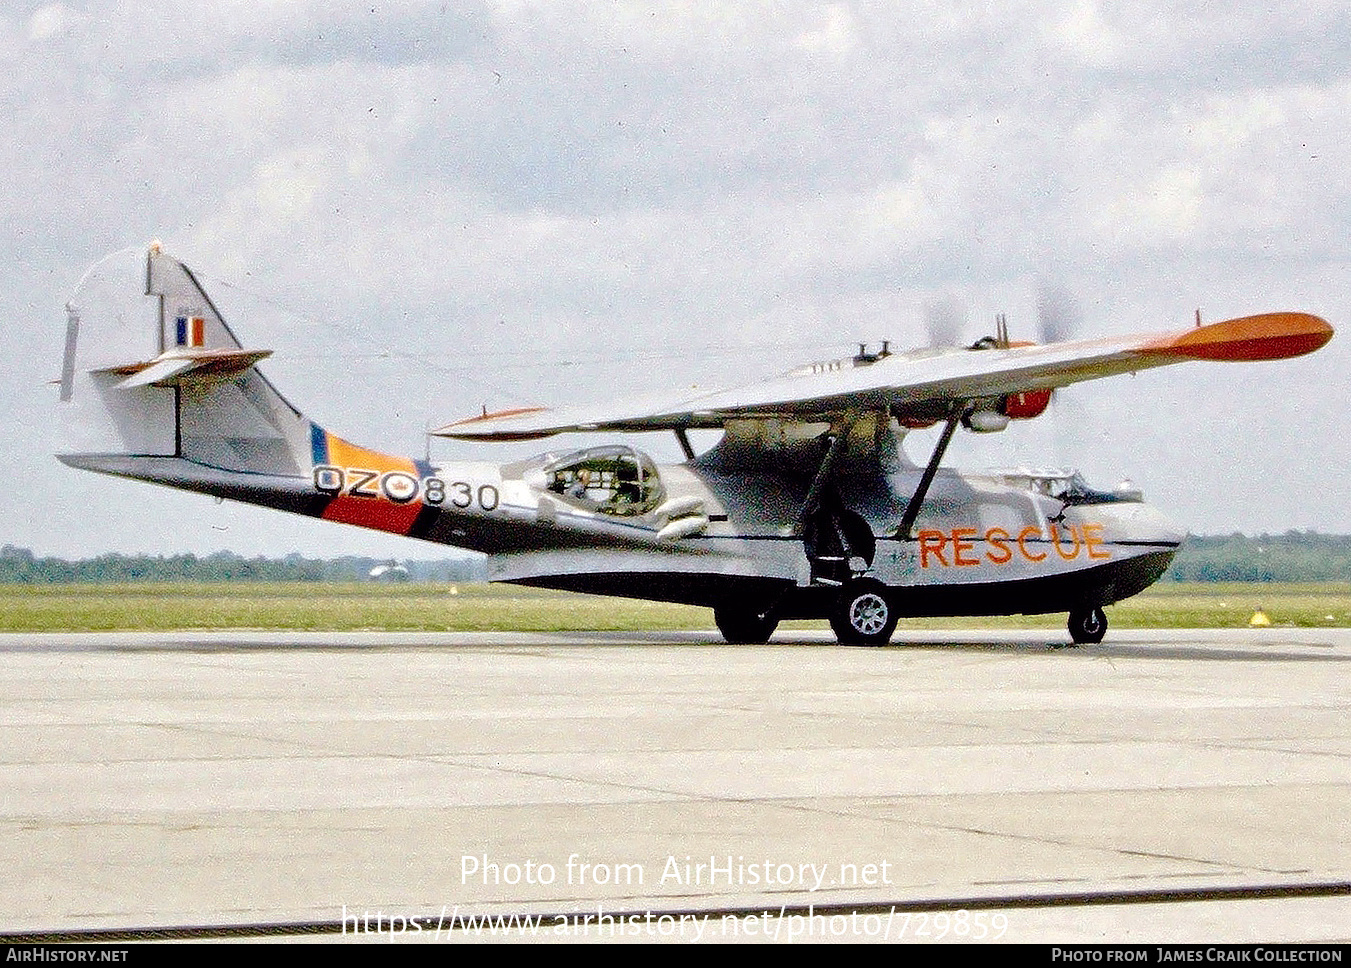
<box><xmin>921</xmin><ymin>283</ymin><xmax>1084</xmax><ymax>356</ymax></box>
<box><xmin>1032</xmin><ymin>283</ymin><xmax>1093</xmax><ymax>469</ymax></box>
<box><xmin>1036</xmin><ymin>283</ymin><xmax>1083</xmax><ymax>345</ymax></box>
<box><xmin>923</xmin><ymin>295</ymin><xmax>968</xmax><ymax>347</ymax></box>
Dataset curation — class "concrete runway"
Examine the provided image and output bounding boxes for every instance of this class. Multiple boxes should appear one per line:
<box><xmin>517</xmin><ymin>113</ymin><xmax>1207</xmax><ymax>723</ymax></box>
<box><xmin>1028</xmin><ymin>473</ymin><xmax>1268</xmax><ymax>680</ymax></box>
<box><xmin>1</xmin><ymin>628</ymin><xmax>1349</xmax><ymax>943</ymax></box>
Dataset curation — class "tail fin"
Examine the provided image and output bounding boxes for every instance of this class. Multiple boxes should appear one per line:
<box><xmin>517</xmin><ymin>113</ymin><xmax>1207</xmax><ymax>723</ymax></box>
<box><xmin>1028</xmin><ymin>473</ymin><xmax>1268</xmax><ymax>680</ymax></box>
<box><xmin>59</xmin><ymin>244</ymin><xmax>308</xmax><ymax>474</ymax></box>
<box><xmin>58</xmin><ymin>245</ymin><xmax>438</xmax><ymax>536</ymax></box>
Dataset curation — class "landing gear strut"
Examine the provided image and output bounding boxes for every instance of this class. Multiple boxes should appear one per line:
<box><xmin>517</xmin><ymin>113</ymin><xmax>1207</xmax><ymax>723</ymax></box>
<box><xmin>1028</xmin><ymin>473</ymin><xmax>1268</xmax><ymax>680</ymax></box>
<box><xmin>1068</xmin><ymin>606</ymin><xmax>1107</xmax><ymax>644</ymax></box>
<box><xmin>830</xmin><ymin>578</ymin><xmax>898</xmax><ymax>646</ymax></box>
<box><xmin>800</xmin><ymin>424</ymin><xmax>875</xmax><ymax>585</ymax></box>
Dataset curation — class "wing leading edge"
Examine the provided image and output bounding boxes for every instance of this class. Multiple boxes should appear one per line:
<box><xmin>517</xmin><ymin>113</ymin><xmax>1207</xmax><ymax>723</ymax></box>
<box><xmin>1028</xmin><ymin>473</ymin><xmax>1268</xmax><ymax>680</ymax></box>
<box><xmin>433</xmin><ymin>311</ymin><xmax>1333</xmax><ymax>442</ymax></box>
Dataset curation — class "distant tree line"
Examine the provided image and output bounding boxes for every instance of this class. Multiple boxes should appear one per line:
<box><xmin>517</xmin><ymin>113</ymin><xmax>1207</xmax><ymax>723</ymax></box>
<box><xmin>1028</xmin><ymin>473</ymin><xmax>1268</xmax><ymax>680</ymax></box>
<box><xmin>0</xmin><ymin>546</ymin><xmax>486</xmax><ymax>583</ymax></box>
<box><xmin>1162</xmin><ymin>532</ymin><xmax>1351</xmax><ymax>582</ymax></box>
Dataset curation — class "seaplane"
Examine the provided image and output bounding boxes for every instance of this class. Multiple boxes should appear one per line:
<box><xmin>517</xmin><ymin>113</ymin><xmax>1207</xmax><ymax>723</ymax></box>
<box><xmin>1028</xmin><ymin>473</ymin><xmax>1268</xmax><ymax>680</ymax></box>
<box><xmin>56</xmin><ymin>245</ymin><xmax>1333</xmax><ymax>645</ymax></box>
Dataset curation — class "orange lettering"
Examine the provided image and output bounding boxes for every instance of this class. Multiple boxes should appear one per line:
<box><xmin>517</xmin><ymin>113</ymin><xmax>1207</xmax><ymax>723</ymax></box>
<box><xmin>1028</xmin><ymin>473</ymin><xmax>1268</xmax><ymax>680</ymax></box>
<box><xmin>1052</xmin><ymin>523</ymin><xmax>1081</xmax><ymax>560</ymax></box>
<box><xmin>918</xmin><ymin>530</ymin><xmax>948</xmax><ymax>567</ymax></box>
<box><xmin>985</xmin><ymin>527</ymin><xmax>1012</xmax><ymax>564</ymax></box>
<box><xmin>1083</xmin><ymin>522</ymin><xmax>1111</xmax><ymax>560</ymax></box>
<box><xmin>952</xmin><ymin>528</ymin><xmax>979</xmax><ymax>566</ymax></box>
<box><xmin>1018</xmin><ymin>526</ymin><xmax>1047</xmax><ymax>562</ymax></box>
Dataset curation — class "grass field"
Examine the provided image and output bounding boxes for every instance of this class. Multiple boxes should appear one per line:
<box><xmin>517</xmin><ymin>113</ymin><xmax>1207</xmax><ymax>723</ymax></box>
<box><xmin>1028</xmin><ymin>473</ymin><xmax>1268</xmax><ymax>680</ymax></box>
<box><xmin>1</xmin><ymin>581</ymin><xmax>1349</xmax><ymax>633</ymax></box>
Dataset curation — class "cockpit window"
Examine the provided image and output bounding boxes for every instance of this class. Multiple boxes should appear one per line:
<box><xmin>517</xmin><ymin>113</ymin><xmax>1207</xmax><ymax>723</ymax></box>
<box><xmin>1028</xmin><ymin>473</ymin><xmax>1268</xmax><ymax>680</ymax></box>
<box><xmin>1000</xmin><ymin>469</ymin><xmax>1141</xmax><ymax>505</ymax></box>
<box><xmin>540</xmin><ymin>446</ymin><xmax>665</xmax><ymax>516</ymax></box>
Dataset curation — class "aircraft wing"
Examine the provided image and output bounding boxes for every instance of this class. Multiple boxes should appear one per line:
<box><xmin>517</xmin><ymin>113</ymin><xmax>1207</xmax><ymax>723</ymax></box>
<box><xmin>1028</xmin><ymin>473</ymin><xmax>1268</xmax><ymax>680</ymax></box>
<box><xmin>433</xmin><ymin>312</ymin><xmax>1333</xmax><ymax>441</ymax></box>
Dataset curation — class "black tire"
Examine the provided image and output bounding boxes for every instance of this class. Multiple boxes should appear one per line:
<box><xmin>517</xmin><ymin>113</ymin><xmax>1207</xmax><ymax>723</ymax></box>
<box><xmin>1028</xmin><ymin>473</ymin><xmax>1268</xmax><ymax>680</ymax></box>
<box><xmin>714</xmin><ymin>603</ymin><xmax>779</xmax><ymax>644</ymax></box>
<box><xmin>830</xmin><ymin>578</ymin><xmax>897</xmax><ymax>646</ymax></box>
<box><xmin>1068</xmin><ymin>606</ymin><xmax>1107</xmax><ymax>644</ymax></box>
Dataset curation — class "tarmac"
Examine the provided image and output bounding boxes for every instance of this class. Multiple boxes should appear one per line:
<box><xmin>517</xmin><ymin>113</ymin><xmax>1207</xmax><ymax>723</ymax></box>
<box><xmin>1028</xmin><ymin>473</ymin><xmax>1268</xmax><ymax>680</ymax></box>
<box><xmin>1</xmin><ymin>627</ymin><xmax>1348</xmax><ymax>944</ymax></box>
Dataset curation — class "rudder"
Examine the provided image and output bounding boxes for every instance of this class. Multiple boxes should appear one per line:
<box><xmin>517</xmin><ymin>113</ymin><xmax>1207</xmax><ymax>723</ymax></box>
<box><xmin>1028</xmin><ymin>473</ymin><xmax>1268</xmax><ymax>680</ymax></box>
<box><xmin>59</xmin><ymin>244</ymin><xmax>311</xmax><ymax>477</ymax></box>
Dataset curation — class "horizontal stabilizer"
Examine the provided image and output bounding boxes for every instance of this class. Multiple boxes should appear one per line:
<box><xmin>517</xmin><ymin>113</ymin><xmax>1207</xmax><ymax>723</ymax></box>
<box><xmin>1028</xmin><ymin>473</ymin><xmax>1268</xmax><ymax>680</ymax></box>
<box><xmin>99</xmin><ymin>348</ymin><xmax>273</xmax><ymax>389</ymax></box>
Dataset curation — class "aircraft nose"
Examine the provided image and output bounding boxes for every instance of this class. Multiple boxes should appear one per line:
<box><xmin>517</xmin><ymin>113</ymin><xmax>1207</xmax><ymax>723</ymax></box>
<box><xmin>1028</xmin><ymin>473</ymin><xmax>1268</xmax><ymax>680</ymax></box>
<box><xmin>1154</xmin><ymin>512</ymin><xmax>1186</xmax><ymax>547</ymax></box>
<box><xmin>1101</xmin><ymin>501</ymin><xmax>1185</xmax><ymax>548</ymax></box>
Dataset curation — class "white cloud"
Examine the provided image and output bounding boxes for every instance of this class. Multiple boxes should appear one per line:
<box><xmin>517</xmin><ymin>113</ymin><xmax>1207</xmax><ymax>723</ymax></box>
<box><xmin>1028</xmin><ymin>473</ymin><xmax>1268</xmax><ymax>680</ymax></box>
<box><xmin>1048</xmin><ymin>0</ymin><xmax>1124</xmax><ymax>67</ymax></box>
<box><xmin>2</xmin><ymin>0</ymin><xmax>1349</xmax><ymax>553</ymax></box>
<box><xmin>26</xmin><ymin>3</ymin><xmax>77</xmax><ymax>43</ymax></box>
<box><xmin>795</xmin><ymin>4</ymin><xmax>858</xmax><ymax>57</ymax></box>
<box><xmin>1100</xmin><ymin>165</ymin><xmax>1203</xmax><ymax>242</ymax></box>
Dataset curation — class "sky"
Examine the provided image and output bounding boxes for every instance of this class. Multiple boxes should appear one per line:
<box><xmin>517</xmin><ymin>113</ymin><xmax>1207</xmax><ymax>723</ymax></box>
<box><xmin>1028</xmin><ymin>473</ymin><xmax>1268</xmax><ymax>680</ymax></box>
<box><xmin>4</xmin><ymin>0</ymin><xmax>1349</xmax><ymax>558</ymax></box>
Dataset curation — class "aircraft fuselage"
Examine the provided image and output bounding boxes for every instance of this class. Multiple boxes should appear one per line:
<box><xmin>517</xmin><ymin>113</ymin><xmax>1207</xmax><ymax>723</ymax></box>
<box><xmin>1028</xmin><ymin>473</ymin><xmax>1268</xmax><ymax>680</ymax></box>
<box><xmin>279</xmin><ymin>439</ymin><xmax>1182</xmax><ymax>620</ymax></box>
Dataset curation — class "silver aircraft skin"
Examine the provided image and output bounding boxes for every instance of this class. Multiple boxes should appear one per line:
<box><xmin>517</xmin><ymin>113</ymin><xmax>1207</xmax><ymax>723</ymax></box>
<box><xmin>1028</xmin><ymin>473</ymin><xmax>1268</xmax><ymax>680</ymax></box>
<box><xmin>57</xmin><ymin>246</ymin><xmax>1334</xmax><ymax>645</ymax></box>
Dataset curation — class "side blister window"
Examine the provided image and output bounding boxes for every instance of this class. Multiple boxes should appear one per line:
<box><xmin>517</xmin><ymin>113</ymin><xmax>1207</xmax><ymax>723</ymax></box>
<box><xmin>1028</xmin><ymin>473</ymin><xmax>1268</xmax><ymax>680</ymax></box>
<box><xmin>540</xmin><ymin>446</ymin><xmax>665</xmax><ymax>516</ymax></box>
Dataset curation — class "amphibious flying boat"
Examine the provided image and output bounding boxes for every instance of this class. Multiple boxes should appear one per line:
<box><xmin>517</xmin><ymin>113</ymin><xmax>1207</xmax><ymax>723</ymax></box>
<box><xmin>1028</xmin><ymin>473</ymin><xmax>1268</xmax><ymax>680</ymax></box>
<box><xmin>57</xmin><ymin>246</ymin><xmax>1333</xmax><ymax>645</ymax></box>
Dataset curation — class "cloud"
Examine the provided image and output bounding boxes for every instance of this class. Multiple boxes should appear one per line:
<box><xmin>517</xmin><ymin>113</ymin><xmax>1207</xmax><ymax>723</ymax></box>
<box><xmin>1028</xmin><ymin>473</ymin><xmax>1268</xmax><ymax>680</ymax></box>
<box><xmin>2</xmin><ymin>0</ymin><xmax>1349</xmax><ymax>552</ymax></box>
<box><xmin>26</xmin><ymin>3</ymin><xmax>79</xmax><ymax>43</ymax></box>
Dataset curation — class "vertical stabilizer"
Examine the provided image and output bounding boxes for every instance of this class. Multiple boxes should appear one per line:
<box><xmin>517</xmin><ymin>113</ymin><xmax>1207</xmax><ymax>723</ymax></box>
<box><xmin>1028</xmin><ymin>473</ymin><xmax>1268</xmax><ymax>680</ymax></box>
<box><xmin>57</xmin><ymin>244</ymin><xmax>454</xmax><ymax>542</ymax></box>
<box><xmin>59</xmin><ymin>244</ymin><xmax>312</xmax><ymax>476</ymax></box>
<box><xmin>147</xmin><ymin>244</ymin><xmax>244</xmax><ymax>355</ymax></box>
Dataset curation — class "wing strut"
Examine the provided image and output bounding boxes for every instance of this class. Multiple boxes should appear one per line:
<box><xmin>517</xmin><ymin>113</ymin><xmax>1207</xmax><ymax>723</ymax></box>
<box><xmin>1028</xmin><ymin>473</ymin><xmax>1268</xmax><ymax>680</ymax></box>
<box><xmin>897</xmin><ymin>404</ymin><xmax>969</xmax><ymax>540</ymax></box>
<box><xmin>674</xmin><ymin>427</ymin><xmax>695</xmax><ymax>461</ymax></box>
<box><xmin>800</xmin><ymin>416</ymin><xmax>882</xmax><ymax>586</ymax></box>
<box><xmin>799</xmin><ymin>417</ymin><xmax>855</xmax><ymax>527</ymax></box>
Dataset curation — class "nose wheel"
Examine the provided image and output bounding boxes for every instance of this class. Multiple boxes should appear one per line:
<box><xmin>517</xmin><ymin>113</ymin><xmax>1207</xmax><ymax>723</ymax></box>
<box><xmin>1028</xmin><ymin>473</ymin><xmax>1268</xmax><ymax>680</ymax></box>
<box><xmin>1068</xmin><ymin>607</ymin><xmax>1107</xmax><ymax>644</ymax></box>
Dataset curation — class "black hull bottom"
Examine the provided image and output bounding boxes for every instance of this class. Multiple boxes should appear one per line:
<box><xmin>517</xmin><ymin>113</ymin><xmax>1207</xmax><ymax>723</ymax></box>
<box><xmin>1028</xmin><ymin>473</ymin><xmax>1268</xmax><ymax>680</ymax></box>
<box><xmin>509</xmin><ymin>548</ymin><xmax>1178</xmax><ymax>619</ymax></box>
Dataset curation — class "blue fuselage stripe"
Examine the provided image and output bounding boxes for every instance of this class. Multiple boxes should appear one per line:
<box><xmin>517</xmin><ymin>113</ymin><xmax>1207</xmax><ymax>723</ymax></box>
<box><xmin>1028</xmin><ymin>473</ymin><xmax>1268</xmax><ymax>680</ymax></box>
<box><xmin>309</xmin><ymin>424</ymin><xmax>329</xmax><ymax>466</ymax></box>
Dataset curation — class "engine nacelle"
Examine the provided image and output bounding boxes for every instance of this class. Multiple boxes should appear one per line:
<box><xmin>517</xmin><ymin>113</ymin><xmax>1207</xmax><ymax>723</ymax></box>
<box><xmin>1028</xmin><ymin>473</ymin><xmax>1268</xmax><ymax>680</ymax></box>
<box><xmin>1000</xmin><ymin>388</ymin><xmax>1052</xmax><ymax>420</ymax></box>
<box><xmin>897</xmin><ymin>416</ymin><xmax>939</xmax><ymax>430</ymax></box>
<box><xmin>962</xmin><ymin>388</ymin><xmax>1053</xmax><ymax>433</ymax></box>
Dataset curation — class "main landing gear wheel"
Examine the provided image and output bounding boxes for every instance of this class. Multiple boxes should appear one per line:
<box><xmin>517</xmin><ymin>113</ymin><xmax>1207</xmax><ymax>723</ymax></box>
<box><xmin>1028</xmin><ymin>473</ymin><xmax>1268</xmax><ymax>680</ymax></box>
<box><xmin>830</xmin><ymin>578</ymin><xmax>898</xmax><ymax>646</ymax></box>
<box><xmin>714</xmin><ymin>603</ymin><xmax>779</xmax><ymax>644</ymax></box>
<box><xmin>1068</xmin><ymin>607</ymin><xmax>1107</xmax><ymax>645</ymax></box>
